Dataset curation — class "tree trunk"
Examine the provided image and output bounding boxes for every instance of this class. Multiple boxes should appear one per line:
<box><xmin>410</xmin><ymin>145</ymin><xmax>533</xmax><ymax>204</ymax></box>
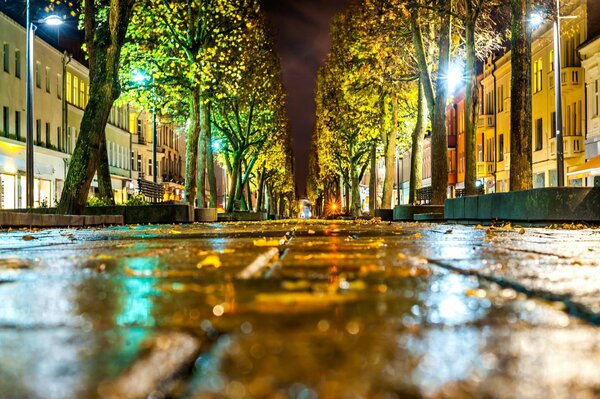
<box><xmin>278</xmin><ymin>194</ymin><xmax>285</xmax><ymax>217</ymax></box>
<box><xmin>97</xmin><ymin>131</ymin><xmax>114</xmax><ymax>204</ymax></box>
<box><xmin>351</xmin><ymin>167</ymin><xmax>362</xmax><ymax>217</ymax></box>
<box><xmin>382</xmin><ymin>92</ymin><xmax>397</xmax><ymax>208</ymax></box>
<box><xmin>196</xmin><ymin>99</ymin><xmax>208</xmax><ymax>208</ymax></box>
<box><xmin>184</xmin><ymin>87</ymin><xmax>201</xmax><ymax>207</ymax></box>
<box><xmin>369</xmin><ymin>142</ymin><xmax>377</xmax><ymax>213</ymax></box>
<box><xmin>344</xmin><ymin>178</ymin><xmax>351</xmax><ymax>212</ymax></box>
<box><xmin>510</xmin><ymin>0</ymin><xmax>533</xmax><ymax>191</ymax></box>
<box><xmin>409</xmin><ymin>6</ymin><xmax>435</xmax><ymax>114</ymax></box>
<box><xmin>409</xmin><ymin>81</ymin><xmax>426</xmax><ymax>204</ymax></box>
<box><xmin>464</xmin><ymin>17</ymin><xmax>479</xmax><ymax>196</ymax></box>
<box><xmin>226</xmin><ymin>154</ymin><xmax>241</xmax><ymax>212</ymax></box>
<box><xmin>431</xmin><ymin>1</ymin><xmax>452</xmax><ymax>204</ymax></box>
<box><xmin>204</xmin><ymin>101</ymin><xmax>218</xmax><ymax>207</ymax></box>
<box><xmin>256</xmin><ymin>168</ymin><xmax>266</xmax><ymax>212</ymax></box>
<box><xmin>57</xmin><ymin>0</ymin><xmax>132</xmax><ymax>215</ymax></box>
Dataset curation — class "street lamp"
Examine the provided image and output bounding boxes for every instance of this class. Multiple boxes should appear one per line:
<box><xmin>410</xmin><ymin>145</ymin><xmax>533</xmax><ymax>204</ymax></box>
<box><xmin>531</xmin><ymin>1</ymin><xmax>574</xmax><ymax>187</ymax></box>
<box><xmin>447</xmin><ymin>63</ymin><xmax>463</xmax><ymax>93</ymax></box>
<box><xmin>132</xmin><ymin>71</ymin><xmax>157</xmax><ymax>184</ymax></box>
<box><xmin>25</xmin><ymin>1</ymin><xmax>63</xmax><ymax>207</ymax></box>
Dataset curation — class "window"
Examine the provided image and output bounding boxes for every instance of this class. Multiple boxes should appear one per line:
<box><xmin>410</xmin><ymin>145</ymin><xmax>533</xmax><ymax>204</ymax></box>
<box><xmin>73</xmin><ymin>75</ymin><xmax>79</xmax><ymax>106</ymax></box>
<box><xmin>45</xmin><ymin>123</ymin><xmax>50</xmax><ymax>147</ymax></box>
<box><xmin>45</xmin><ymin>67</ymin><xmax>51</xmax><ymax>93</ymax></box>
<box><xmin>57</xmin><ymin>127</ymin><xmax>61</xmax><ymax>151</ymax></box>
<box><xmin>3</xmin><ymin>43</ymin><xmax>9</xmax><ymax>73</ymax></box>
<box><xmin>57</xmin><ymin>74</ymin><xmax>62</xmax><ymax>99</ymax></box>
<box><xmin>79</xmin><ymin>81</ymin><xmax>86</xmax><ymax>108</ymax></box>
<box><xmin>35</xmin><ymin>62</ymin><xmax>41</xmax><ymax>88</ymax></box>
<box><xmin>36</xmin><ymin>119</ymin><xmax>41</xmax><ymax>145</ymax></box>
<box><xmin>535</xmin><ymin>118</ymin><xmax>543</xmax><ymax>151</ymax></box>
<box><xmin>551</xmin><ymin>112</ymin><xmax>556</xmax><ymax>138</ymax></box>
<box><xmin>15</xmin><ymin>50</ymin><xmax>20</xmax><ymax>78</ymax></box>
<box><xmin>566</xmin><ymin>105</ymin><xmax>571</xmax><ymax>136</ymax></box>
<box><xmin>549</xmin><ymin>50</ymin><xmax>554</xmax><ymax>72</ymax></box>
<box><xmin>498</xmin><ymin>134</ymin><xmax>504</xmax><ymax>161</ymax></box>
<box><xmin>148</xmin><ymin>159</ymin><xmax>152</xmax><ymax>176</ymax></box>
<box><xmin>66</xmin><ymin>72</ymin><xmax>72</xmax><ymax>103</ymax></box>
<box><xmin>15</xmin><ymin>111</ymin><xmax>21</xmax><ymax>140</ymax></box>
<box><xmin>595</xmin><ymin>80</ymin><xmax>599</xmax><ymax>117</ymax></box>
<box><xmin>533</xmin><ymin>58</ymin><xmax>543</xmax><ymax>93</ymax></box>
<box><xmin>497</xmin><ymin>85</ymin><xmax>504</xmax><ymax>112</ymax></box>
<box><xmin>2</xmin><ymin>107</ymin><xmax>8</xmax><ymax>137</ymax></box>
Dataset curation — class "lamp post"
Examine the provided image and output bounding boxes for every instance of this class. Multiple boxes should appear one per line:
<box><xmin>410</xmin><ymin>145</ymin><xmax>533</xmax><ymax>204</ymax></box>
<box><xmin>553</xmin><ymin>0</ymin><xmax>565</xmax><ymax>187</ymax></box>
<box><xmin>531</xmin><ymin>1</ymin><xmax>575</xmax><ymax>187</ymax></box>
<box><xmin>25</xmin><ymin>1</ymin><xmax>63</xmax><ymax>208</ymax></box>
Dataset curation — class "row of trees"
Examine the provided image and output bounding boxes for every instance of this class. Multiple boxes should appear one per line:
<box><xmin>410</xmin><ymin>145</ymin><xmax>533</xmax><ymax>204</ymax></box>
<box><xmin>309</xmin><ymin>0</ymin><xmax>548</xmax><ymax>216</ymax></box>
<box><xmin>55</xmin><ymin>0</ymin><xmax>294</xmax><ymax>215</ymax></box>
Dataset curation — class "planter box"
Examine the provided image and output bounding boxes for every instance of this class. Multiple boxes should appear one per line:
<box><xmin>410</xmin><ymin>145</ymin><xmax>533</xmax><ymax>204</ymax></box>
<box><xmin>85</xmin><ymin>204</ymin><xmax>192</xmax><ymax>224</ymax></box>
<box><xmin>195</xmin><ymin>208</ymin><xmax>218</xmax><ymax>222</ymax></box>
<box><xmin>374</xmin><ymin>209</ymin><xmax>394</xmax><ymax>221</ymax></box>
<box><xmin>393</xmin><ymin>205</ymin><xmax>445</xmax><ymax>221</ymax></box>
<box><xmin>444</xmin><ymin>188</ymin><xmax>600</xmax><ymax>223</ymax></box>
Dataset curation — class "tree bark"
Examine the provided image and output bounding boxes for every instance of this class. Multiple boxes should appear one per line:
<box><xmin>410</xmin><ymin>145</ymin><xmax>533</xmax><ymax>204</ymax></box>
<box><xmin>382</xmin><ymin>92</ymin><xmax>397</xmax><ymax>209</ymax></box>
<box><xmin>256</xmin><ymin>167</ymin><xmax>266</xmax><ymax>212</ymax></box>
<box><xmin>185</xmin><ymin>86</ymin><xmax>201</xmax><ymax>207</ymax></box>
<box><xmin>369</xmin><ymin>142</ymin><xmax>377</xmax><ymax>213</ymax></box>
<box><xmin>205</xmin><ymin>101</ymin><xmax>217</xmax><ymax>208</ymax></box>
<box><xmin>344</xmin><ymin>178</ymin><xmax>351</xmax><ymax>212</ymax></box>
<box><xmin>509</xmin><ymin>0</ymin><xmax>533</xmax><ymax>191</ymax></box>
<box><xmin>431</xmin><ymin>1</ymin><xmax>452</xmax><ymax>204</ymax></box>
<box><xmin>226</xmin><ymin>154</ymin><xmax>241</xmax><ymax>212</ymax></box>
<box><xmin>57</xmin><ymin>0</ymin><xmax>133</xmax><ymax>215</ymax></box>
<box><xmin>464</xmin><ymin>16</ymin><xmax>479</xmax><ymax>196</ymax></box>
<box><xmin>196</xmin><ymin>99</ymin><xmax>208</xmax><ymax>208</ymax></box>
<box><xmin>409</xmin><ymin>6</ymin><xmax>436</xmax><ymax>113</ymax></box>
<box><xmin>351</xmin><ymin>167</ymin><xmax>362</xmax><ymax>217</ymax></box>
<box><xmin>409</xmin><ymin>81</ymin><xmax>426</xmax><ymax>204</ymax></box>
<box><xmin>97</xmin><ymin>131</ymin><xmax>114</xmax><ymax>204</ymax></box>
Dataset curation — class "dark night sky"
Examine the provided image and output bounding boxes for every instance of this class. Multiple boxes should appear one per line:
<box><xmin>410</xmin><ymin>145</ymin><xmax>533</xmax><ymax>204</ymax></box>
<box><xmin>263</xmin><ymin>0</ymin><xmax>349</xmax><ymax>196</ymax></box>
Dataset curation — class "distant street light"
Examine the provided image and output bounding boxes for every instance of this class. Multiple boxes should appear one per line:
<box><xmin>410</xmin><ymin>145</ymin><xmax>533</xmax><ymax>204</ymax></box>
<box><xmin>447</xmin><ymin>63</ymin><xmax>463</xmax><ymax>93</ymax></box>
<box><xmin>132</xmin><ymin>70</ymin><xmax>158</xmax><ymax>184</ymax></box>
<box><xmin>531</xmin><ymin>0</ymin><xmax>576</xmax><ymax>187</ymax></box>
<box><xmin>26</xmin><ymin>0</ymin><xmax>63</xmax><ymax>208</ymax></box>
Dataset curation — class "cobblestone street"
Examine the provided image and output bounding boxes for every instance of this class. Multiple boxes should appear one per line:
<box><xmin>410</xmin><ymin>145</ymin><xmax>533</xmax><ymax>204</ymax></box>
<box><xmin>1</xmin><ymin>220</ymin><xmax>600</xmax><ymax>398</ymax></box>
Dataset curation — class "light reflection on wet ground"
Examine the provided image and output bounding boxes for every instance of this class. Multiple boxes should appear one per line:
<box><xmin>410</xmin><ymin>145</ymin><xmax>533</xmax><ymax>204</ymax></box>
<box><xmin>0</xmin><ymin>221</ymin><xmax>600</xmax><ymax>398</ymax></box>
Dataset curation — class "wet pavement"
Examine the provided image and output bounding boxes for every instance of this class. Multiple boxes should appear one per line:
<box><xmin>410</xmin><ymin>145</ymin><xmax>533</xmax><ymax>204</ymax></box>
<box><xmin>1</xmin><ymin>220</ymin><xmax>600</xmax><ymax>399</ymax></box>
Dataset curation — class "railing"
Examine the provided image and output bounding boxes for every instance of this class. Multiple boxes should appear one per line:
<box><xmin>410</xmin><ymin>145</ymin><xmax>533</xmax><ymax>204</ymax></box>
<box><xmin>476</xmin><ymin>162</ymin><xmax>494</xmax><ymax>178</ymax></box>
<box><xmin>137</xmin><ymin>179</ymin><xmax>164</xmax><ymax>203</ymax></box>
<box><xmin>455</xmin><ymin>186</ymin><xmax>485</xmax><ymax>198</ymax></box>
<box><xmin>416</xmin><ymin>186</ymin><xmax>432</xmax><ymax>205</ymax></box>
<box><xmin>477</xmin><ymin>114</ymin><xmax>495</xmax><ymax>129</ymax></box>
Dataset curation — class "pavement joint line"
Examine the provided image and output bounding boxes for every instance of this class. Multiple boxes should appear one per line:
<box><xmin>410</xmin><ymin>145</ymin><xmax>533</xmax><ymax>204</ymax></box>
<box><xmin>236</xmin><ymin>229</ymin><xmax>296</xmax><ymax>280</ymax></box>
<box><xmin>427</xmin><ymin>258</ymin><xmax>600</xmax><ymax>326</ymax></box>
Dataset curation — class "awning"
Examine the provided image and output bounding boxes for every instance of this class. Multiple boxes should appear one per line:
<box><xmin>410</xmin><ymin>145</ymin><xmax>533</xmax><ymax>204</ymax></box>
<box><xmin>567</xmin><ymin>155</ymin><xmax>600</xmax><ymax>177</ymax></box>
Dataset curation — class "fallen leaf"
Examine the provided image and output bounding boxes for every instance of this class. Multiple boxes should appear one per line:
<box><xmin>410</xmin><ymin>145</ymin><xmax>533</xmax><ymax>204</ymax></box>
<box><xmin>253</xmin><ymin>238</ymin><xmax>283</xmax><ymax>247</ymax></box>
<box><xmin>412</xmin><ymin>233</ymin><xmax>422</xmax><ymax>239</ymax></box>
<box><xmin>196</xmin><ymin>255</ymin><xmax>222</xmax><ymax>269</ymax></box>
<box><xmin>518</xmin><ymin>228</ymin><xmax>525</xmax><ymax>234</ymax></box>
<box><xmin>22</xmin><ymin>235</ymin><xmax>37</xmax><ymax>241</ymax></box>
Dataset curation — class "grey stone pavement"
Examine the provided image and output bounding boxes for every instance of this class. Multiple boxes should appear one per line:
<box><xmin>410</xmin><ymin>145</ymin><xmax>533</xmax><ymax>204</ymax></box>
<box><xmin>1</xmin><ymin>220</ymin><xmax>600</xmax><ymax>399</ymax></box>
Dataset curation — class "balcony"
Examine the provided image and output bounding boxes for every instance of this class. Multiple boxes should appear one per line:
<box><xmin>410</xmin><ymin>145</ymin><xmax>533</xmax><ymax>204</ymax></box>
<box><xmin>549</xmin><ymin>136</ymin><xmax>584</xmax><ymax>159</ymax></box>
<box><xmin>548</xmin><ymin>67</ymin><xmax>584</xmax><ymax>92</ymax></box>
<box><xmin>476</xmin><ymin>161</ymin><xmax>494</xmax><ymax>178</ymax></box>
<box><xmin>477</xmin><ymin>114</ymin><xmax>495</xmax><ymax>129</ymax></box>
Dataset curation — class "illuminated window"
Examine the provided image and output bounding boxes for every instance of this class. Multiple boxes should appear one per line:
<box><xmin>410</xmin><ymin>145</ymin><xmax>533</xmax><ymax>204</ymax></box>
<box><xmin>80</xmin><ymin>81</ymin><xmax>86</xmax><ymax>107</ymax></box>
<box><xmin>533</xmin><ymin>58</ymin><xmax>543</xmax><ymax>93</ymax></box>
<box><xmin>73</xmin><ymin>75</ymin><xmax>79</xmax><ymax>106</ymax></box>
<box><xmin>66</xmin><ymin>72</ymin><xmax>72</xmax><ymax>103</ymax></box>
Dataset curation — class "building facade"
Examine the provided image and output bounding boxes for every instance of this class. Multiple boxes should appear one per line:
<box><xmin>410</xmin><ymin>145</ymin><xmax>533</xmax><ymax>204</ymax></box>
<box><xmin>0</xmin><ymin>12</ymin><xmax>183</xmax><ymax>208</ymax></box>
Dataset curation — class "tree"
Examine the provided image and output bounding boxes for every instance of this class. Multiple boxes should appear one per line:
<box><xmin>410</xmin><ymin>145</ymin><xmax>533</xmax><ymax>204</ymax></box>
<box><xmin>509</xmin><ymin>0</ymin><xmax>533</xmax><ymax>190</ymax></box>
<box><xmin>122</xmin><ymin>0</ymin><xmax>257</xmax><ymax>208</ymax></box>
<box><xmin>57</xmin><ymin>0</ymin><xmax>135</xmax><ymax>214</ymax></box>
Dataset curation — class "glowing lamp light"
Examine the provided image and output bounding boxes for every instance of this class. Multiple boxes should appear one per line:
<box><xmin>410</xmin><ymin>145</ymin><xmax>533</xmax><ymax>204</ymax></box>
<box><xmin>42</xmin><ymin>15</ymin><xmax>64</xmax><ymax>26</ymax></box>
<box><xmin>447</xmin><ymin>63</ymin><xmax>463</xmax><ymax>93</ymax></box>
<box><xmin>212</xmin><ymin>141</ymin><xmax>222</xmax><ymax>151</ymax></box>
<box><xmin>530</xmin><ymin>13</ymin><xmax>545</xmax><ymax>29</ymax></box>
<box><xmin>132</xmin><ymin>71</ymin><xmax>149</xmax><ymax>84</ymax></box>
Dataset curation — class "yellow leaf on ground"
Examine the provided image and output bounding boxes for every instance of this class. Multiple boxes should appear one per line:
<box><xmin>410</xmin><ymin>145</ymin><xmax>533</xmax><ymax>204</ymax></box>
<box><xmin>196</xmin><ymin>255</ymin><xmax>222</xmax><ymax>269</ymax></box>
<box><xmin>253</xmin><ymin>238</ymin><xmax>282</xmax><ymax>247</ymax></box>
